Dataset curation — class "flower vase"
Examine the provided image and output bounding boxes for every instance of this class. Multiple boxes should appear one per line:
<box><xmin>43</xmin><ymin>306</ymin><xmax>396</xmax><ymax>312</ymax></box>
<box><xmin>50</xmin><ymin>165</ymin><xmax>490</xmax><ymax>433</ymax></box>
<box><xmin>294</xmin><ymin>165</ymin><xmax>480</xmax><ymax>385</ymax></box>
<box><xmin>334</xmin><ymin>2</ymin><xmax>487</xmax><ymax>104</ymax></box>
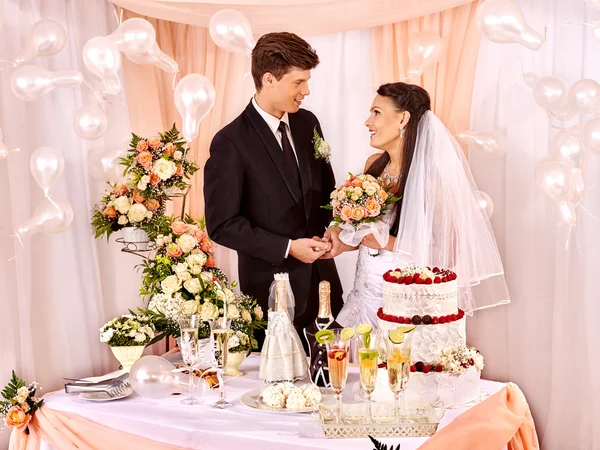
<box><xmin>122</xmin><ymin>227</ymin><xmax>149</xmax><ymax>250</ymax></box>
<box><xmin>111</xmin><ymin>346</ymin><xmax>145</xmax><ymax>373</ymax></box>
<box><xmin>224</xmin><ymin>351</ymin><xmax>246</xmax><ymax>376</ymax></box>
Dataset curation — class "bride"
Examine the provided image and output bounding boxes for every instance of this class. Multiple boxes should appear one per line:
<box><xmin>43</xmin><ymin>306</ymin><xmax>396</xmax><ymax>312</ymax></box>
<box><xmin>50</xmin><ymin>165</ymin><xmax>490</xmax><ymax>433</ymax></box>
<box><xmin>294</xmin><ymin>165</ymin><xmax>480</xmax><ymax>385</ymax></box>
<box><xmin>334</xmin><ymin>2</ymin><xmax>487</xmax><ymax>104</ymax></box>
<box><xmin>322</xmin><ymin>82</ymin><xmax>510</xmax><ymax>329</ymax></box>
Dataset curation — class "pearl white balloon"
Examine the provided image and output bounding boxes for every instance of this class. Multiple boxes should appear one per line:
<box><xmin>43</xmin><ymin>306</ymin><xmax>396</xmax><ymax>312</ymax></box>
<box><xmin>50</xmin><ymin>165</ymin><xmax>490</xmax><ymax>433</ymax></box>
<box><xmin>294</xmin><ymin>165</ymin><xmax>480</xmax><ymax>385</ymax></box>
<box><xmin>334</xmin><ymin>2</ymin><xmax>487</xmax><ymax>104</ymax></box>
<box><xmin>107</xmin><ymin>18</ymin><xmax>156</xmax><ymax>56</ymax></box>
<box><xmin>476</xmin><ymin>0</ymin><xmax>544</xmax><ymax>50</ymax></box>
<box><xmin>568</xmin><ymin>79</ymin><xmax>600</xmax><ymax>114</ymax></box>
<box><xmin>82</xmin><ymin>37</ymin><xmax>122</xmax><ymax>96</ymax></box>
<box><xmin>30</xmin><ymin>147</ymin><xmax>65</xmax><ymax>196</ymax></box>
<box><xmin>523</xmin><ymin>72</ymin><xmax>538</xmax><ymax>88</ymax></box>
<box><xmin>125</xmin><ymin>42</ymin><xmax>178</xmax><ymax>73</ymax></box>
<box><xmin>74</xmin><ymin>102</ymin><xmax>107</xmax><ymax>140</ymax></box>
<box><xmin>532</xmin><ymin>76</ymin><xmax>568</xmax><ymax>112</ymax></box>
<box><xmin>549</xmin><ymin>129</ymin><xmax>586</xmax><ymax>168</ymax></box>
<box><xmin>174</xmin><ymin>74</ymin><xmax>216</xmax><ymax>142</ymax></box>
<box><xmin>534</xmin><ymin>158</ymin><xmax>574</xmax><ymax>203</ymax></box>
<box><xmin>457</xmin><ymin>130</ymin><xmax>506</xmax><ymax>157</ymax></box>
<box><xmin>88</xmin><ymin>144</ymin><xmax>127</xmax><ymax>181</ymax></box>
<box><xmin>17</xmin><ymin>197</ymin><xmax>74</xmax><ymax>239</ymax></box>
<box><xmin>208</xmin><ymin>9</ymin><xmax>255</xmax><ymax>56</ymax></box>
<box><xmin>13</xmin><ymin>19</ymin><xmax>67</xmax><ymax>66</ymax></box>
<box><xmin>10</xmin><ymin>65</ymin><xmax>83</xmax><ymax>101</ymax></box>
<box><xmin>582</xmin><ymin>116</ymin><xmax>600</xmax><ymax>155</ymax></box>
<box><xmin>475</xmin><ymin>191</ymin><xmax>494</xmax><ymax>218</ymax></box>
<box><xmin>407</xmin><ymin>32</ymin><xmax>443</xmax><ymax>78</ymax></box>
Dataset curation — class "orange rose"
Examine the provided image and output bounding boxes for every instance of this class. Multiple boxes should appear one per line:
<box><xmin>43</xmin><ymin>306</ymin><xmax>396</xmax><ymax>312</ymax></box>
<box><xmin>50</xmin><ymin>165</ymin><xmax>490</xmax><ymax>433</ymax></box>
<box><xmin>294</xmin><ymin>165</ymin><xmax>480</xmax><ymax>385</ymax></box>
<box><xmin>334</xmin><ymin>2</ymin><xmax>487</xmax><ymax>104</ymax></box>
<box><xmin>166</xmin><ymin>243</ymin><xmax>183</xmax><ymax>258</ymax></box>
<box><xmin>171</xmin><ymin>220</ymin><xmax>189</xmax><ymax>235</ymax></box>
<box><xmin>112</xmin><ymin>185</ymin><xmax>128</xmax><ymax>196</ymax></box>
<box><xmin>136</xmin><ymin>140</ymin><xmax>148</xmax><ymax>152</ymax></box>
<box><xmin>190</xmin><ymin>228</ymin><xmax>206</xmax><ymax>242</ymax></box>
<box><xmin>350</xmin><ymin>206</ymin><xmax>366</xmax><ymax>221</ymax></box>
<box><xmin>351</xmin><ymin>178</ymin><xmax>363</xmax><ymax>187</ymax></box>
<box><xmin>379</xmin><ymin>190</ymin><xmax>388</xmax><ymax>201</ymax></box>
<box><xmin>365</xmin><ymin>198</ymin><xmax>381</xmax><ymax>217</ymax></box>
<box><xmin>340</xmin><ymin>205</ymin><xmax>352</xmax><ymax>222</ymax></box>
<box><xmin>149</xmin><ymin>173</ymin><xmax>160</xmax><ymax>185</ymax></box>
<box><xmin>200</xmin><ymin>237</ymin><xmax>214</xmax><ymax>253</ymax></box>
<box><xmin>145</xmin><ymin>198</ymin><xmax>160</xmax><ymax>212</ymax></box>
<box><xmin>136</xmin><ymin>151</ymin><xmax>153</xmax><ymax>168</ymax></box>
<box><xmin>148</xmin><ymin>136</ymin><xmax>162</xmax><ymax>148</ymax></box>
<box><xmin>163</xmin><ymin>142</ymin><xmax>175</xmax><ymax>157</ymax></box>
<box><xmin>174</xmin><ymin>164</ymin><xmax>184</xmax><ymax>177</ymax></box>
<box><xmin>103</xmin><ymin>206</ymin><xmax>117</xmax><ymax>218</ymax></box>
<box><xmin>206</xmin><ymin>255</ymin><xmax>216</xmax><ymax>268</ymax></box>
<box><xmin>133</xmin><ymin>189</ymin><xmax>146</xmax><ymax>203</ymax></box>
<box><xmin>5</xmin><ymin>406</ymin><xmax>31</xmax><ymax>431</ymax></box>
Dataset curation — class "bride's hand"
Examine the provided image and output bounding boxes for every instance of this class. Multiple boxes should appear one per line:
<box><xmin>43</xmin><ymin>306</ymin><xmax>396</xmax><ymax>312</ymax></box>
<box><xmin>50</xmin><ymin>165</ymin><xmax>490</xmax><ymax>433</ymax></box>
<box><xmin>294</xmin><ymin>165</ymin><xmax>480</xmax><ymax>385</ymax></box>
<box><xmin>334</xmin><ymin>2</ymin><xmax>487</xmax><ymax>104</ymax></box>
<box><xmin>361</xmin><ymin>234</ymin><xmax>396</xmax><ymax>251</ymax></box>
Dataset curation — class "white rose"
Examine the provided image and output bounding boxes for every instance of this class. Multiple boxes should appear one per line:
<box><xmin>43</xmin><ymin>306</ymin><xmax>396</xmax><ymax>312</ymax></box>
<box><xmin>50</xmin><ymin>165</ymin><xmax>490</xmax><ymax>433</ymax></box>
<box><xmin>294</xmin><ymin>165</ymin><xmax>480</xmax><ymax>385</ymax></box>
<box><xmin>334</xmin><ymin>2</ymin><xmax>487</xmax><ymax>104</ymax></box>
<box><xmin>200</xmin><ymin>302</ymin><xmax>219</xmax><ymax>321</ymax></box>
<box><xmin>226</xmin><ymin>304</ymin><xmax>240</xmax><ymax>319</ymax></box>
<box><xmin>141</xmin><ymin>175</ymin><xmax>150</xmax><ymax>184</ymax></box>
<box><xmin>128</xmin><ymin>203</ymin><xmax>148</xmax><ymax>223</ymax></box>
<box><xmin>137</xmin><ymin>181</ymin><xmax>147</xmax><ymax>191</ymax></box>
<box><xmin>178</xmin><ymin>271</ymin><xmax>192</xmax><ymax>282</ymax></box>
<box><xmin>153</xmin><ymin>158</ymin><xmax>178</xmax><ymax>181</ymax></box>
<box><xmin>134</xmin><ymin>333</ymin><xmax>146</xmax><ymax>343</ymax></box>
<box><xmin>118</xmin><ymin>215</ymin><xmax>129</xmax><ymax>225</ymax></box>
<box><xmin>163</xmin><ymin>235</ymin><xmax>172</xmax><ymax>244</ymax></box>
<box><xmin>17</xmin><ymin>387</ymin><xmax>29</xmax><ymax>399</ymax></box>
<box><xmin>353</xmin><ymin>187</ymin><xmax>363</xmax><ymax>196</ymax></box>
<box><xmin>177</xmin><ymin>234</ymin><xmax>197</xmax><ymax>254</ymax></box>
<box><xmin>365</xmin><ymin>185</ymin><xmax>377</xmax><ymax>196</ymax></box>
<box><xmin>173</xmin><ymin>150</ymin><xmax>183</xmax><ymax>160</ymax></box>
<box><xmin>146</xmin><ymin>211</ymin><xmax>153</xmax><ymax>220</ymax></box>
<box><xmin>228</xmin><ymin>334</ymin><xmax>240</xmax><ymax>349</ymax></box>
<box><xmin>331</xmin><ymin>199</ymin><xmax>341</xmax><ymax>209</ymax></box>
<box><xmin>183</xmin><ymin>277</ymin><xmax>202</xmax><ymax>294</ymax></box>
<box><xmin>113</xmin><ymin>196</ymin><xmax>132</xmax><ymax>214</ymax></box>
<box><xmin>190</xmin><ymin>265</ymin><xmax>203</xmax><ymax>275</ymax></box>
<box><xmin>217</xmin><ymin>288</ymin><xmax>236</xmax><ymax>304</ymax></box>
<box><xmin>241</xmin><ymin>309</ymin><xmax>252</xmax><ymax>323</ymax></box>
<box><xmin>337</xmin><ymin>191</ymin><xmax>346</xmax><ymax>201</ymax></box>
<box><xmin>350</xmin><ymin>193</ymin><xmax>359</xmax><ymax>201</ymax></box>
<box><xmin>180</xmin><ymin>300</ymin><xmax>200</xmax><ymax>316</ymax></box>
<box><xmin>254</xmin><ymin>306</ymin><xmax>264</xmax><ymax>320</ymax></box>
<box><xmin>100</xmin><ymin>329</ymin><xmax>114</xmax><ymax>343</ymax></box>
<box><xmin>173</xmin><ymin>262</ymin><xmax>188</xmax><ymax>275</ymax></box>
<box><xmin>200</xmin><ymin>272</ymin><xmax>213</xmax><ymax>285</ymax></box>
<box><xmin>317</xmin><ymin>141</ymin><xmax>331</xmax><ymax>159</ymax></box>
<box><xmin>186</xmin><ymin>253</ymin><xmax>207</xmax><ymax>268</ymax></box>
<box><xmin>161</xmin><ymin>275</ymin><xmax>182</xmax><ymax>295</ymax></box>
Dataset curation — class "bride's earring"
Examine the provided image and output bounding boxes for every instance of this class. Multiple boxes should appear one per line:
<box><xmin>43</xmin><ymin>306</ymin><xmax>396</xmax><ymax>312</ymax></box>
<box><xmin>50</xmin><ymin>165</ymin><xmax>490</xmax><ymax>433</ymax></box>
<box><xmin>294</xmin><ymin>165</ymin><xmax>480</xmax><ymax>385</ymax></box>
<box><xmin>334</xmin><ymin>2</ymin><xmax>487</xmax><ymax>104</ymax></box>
<box><xmin>399</xmin><ymin>126</ymin><xmax>405</xmax><ymax>140</ymax></box>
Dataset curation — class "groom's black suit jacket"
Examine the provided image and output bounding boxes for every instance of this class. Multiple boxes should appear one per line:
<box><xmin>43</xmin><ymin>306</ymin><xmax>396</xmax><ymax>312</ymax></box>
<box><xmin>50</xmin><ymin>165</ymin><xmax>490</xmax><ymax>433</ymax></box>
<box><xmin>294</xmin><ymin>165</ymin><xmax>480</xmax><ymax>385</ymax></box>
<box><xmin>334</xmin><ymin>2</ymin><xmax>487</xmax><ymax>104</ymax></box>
<box><xmin>204</xmin><ymin>101</ymin><xmax>343</xmax><ymax>328</ymax></box>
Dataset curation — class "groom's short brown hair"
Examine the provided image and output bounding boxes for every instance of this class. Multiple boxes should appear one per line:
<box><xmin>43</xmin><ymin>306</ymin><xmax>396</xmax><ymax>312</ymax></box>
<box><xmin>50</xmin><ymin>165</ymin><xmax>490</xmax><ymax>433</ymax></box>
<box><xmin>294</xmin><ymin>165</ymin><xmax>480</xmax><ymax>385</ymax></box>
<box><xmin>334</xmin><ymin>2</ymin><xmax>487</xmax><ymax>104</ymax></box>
<box><xmin>251</xmin><ymin>32</ymin><xmax>319</xmax><ymax>91</ymax></box>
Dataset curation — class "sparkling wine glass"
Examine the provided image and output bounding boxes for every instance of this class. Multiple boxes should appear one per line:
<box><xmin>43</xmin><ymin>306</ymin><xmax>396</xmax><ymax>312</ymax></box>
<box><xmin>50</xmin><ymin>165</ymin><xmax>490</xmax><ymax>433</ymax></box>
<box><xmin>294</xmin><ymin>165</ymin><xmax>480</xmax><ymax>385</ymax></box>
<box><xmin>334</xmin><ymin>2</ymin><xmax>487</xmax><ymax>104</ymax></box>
<box><xmin>178</xmin><ymin>315</ymin><xmax>203</xmax><ymax>405</ymax></box>
<box><xmin>385</xmin><ymin>327</ymin><xmax>415</xmax><ymax>422</ymax></box>
<box><xmin>209</xmin><ymin>317</ymin><xmax>233</xmax><ymax>409</ymax></box>
<box><xmin>325</xmin><ymin>328</ymin><xmax>351</xmax><ymax>424</ymax></box>
<box><xmin>357</xmin><ymin>329</ymin><xmax>379</xmax><ymax>424</ymax></box>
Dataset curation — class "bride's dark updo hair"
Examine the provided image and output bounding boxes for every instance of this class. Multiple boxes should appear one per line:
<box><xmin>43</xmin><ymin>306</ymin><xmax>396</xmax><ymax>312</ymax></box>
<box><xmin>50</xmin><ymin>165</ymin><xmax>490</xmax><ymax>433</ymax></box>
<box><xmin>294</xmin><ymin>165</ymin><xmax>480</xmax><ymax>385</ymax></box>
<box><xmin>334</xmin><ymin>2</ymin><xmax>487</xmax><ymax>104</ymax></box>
<box><xmin>365</xmin><ymin>82</ymin><xmax>431</xmax><ymax>236</ymax></box>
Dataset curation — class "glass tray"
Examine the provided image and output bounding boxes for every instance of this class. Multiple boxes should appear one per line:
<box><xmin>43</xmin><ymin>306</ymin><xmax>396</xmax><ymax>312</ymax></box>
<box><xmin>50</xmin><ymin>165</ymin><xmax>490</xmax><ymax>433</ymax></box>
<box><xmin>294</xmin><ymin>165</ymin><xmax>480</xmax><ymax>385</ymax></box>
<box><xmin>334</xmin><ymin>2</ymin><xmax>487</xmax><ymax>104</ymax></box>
<box><xmin>315</xmin><ymin>402</ymin><xmax>444</xmax><ymax>439</ymax></box>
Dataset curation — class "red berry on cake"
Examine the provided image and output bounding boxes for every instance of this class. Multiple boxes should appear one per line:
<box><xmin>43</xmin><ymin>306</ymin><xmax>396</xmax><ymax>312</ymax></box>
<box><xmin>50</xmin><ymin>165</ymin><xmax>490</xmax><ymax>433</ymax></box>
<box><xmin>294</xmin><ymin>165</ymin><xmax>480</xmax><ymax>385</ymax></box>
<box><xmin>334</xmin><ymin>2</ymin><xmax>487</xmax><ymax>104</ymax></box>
<box><xmin>423</xmin><ymin>365</ymin><xmax>432</xmax><ymax>373</ymax></box>
<box><xmin>413</xmin><ymin>273</ymin><xmax>421</xmax><ymax>282</ymax></box>
<box><xmin>435</xmin><ymin>365</ymin><xmax>443</xmax><ymax>373</ymax></box>
<box><xmin>442</xmin><ymin>277</ymin><xmax>448</xmax><ymax>282</ymax></box>
<box><xmin>397</xmin><ymin>276</ymin><xmax>405</xmax><ymax>283</ymax></box>
<box><xmin>410</xmin><ymin>365</ymin><xmax>416</xmax><ymax>372</ymax></box>
<box><xmin>424</xmin><ymin>278</ymin><xmax>433</xmax><ymax>285</ymax></box>
<box><xmin>434</xmin><ymin>276</ymin><xmax>441</xmax><ymax>283</ymax></box>
<box><xmin>404</xmin><ymin>317</ymin><xmax>412</xmax><ymax>324</ymax></box>
<box><xmin>433</xmin><ymin>267</ymin><xmax>440</xmax><ymax>273</ymax></box>
<box><xmin>415</xmin><ymin>362</ymin><xmax>425</xmax><ymax>372</ymax></box>
<box><xmin>415</xmin><ymin>277</ymin><xmax>423</xmax><ymax>284</ymax></box>
<box><xmin>439</xmin><ymin>317</ymin><xmax>446</xmax><ymax>324</ymax></box>
<box><xmin>411</xmin><ymin>315</ymin><xmax>422</xmax><ymax>325</ymax></box>
<box><xmin>405</xmin><ymin>278</ymin><xmax>413</xmax><ymax>285</ymax></box>
<box><xmin>432</xmin><ymin>317</ymin><xmax>439</xmax><ymax>324</ymax></box>
<box><xmin>451</xmin><ymin>314</ymin><xmax>457</xmax><ymax>321</ymax></box>
<box><xmin>458</xmin><ymin>309</ymin><xmax>465</xmax><ymax>318</ymax></box>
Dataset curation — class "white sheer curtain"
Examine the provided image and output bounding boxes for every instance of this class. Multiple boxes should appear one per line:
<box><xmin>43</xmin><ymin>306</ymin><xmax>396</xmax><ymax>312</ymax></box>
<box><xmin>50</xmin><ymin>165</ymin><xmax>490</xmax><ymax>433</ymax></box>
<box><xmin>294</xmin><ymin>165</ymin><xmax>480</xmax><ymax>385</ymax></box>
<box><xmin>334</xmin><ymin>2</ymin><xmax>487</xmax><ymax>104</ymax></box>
<box><xmin>0</xmin><ymin>3</ymin><xmax>139</xmax><ymax>445</ymax></box>
<box><xmin>467</xmin><ymin>0</ymin><xmax>600</xmax><ymax>448</ymax></box>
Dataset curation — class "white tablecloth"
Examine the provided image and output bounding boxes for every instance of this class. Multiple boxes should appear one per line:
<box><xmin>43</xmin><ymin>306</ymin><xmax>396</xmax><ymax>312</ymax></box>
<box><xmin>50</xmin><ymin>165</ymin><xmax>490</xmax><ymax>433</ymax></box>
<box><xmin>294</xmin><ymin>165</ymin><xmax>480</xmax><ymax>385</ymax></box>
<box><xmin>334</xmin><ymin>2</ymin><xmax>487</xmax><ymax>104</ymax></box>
<box><xmin>41</xmin><ymin>354</ymin><xmax>506</xmax><ymax>450</ymax></box>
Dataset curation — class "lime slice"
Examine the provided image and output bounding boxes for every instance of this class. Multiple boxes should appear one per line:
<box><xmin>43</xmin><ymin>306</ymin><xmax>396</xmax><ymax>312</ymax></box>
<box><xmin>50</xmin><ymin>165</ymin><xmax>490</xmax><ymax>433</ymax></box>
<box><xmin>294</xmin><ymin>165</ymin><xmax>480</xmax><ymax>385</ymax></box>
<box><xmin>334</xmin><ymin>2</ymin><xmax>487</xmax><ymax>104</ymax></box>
<box><xmin>395</xmin><ymin>324</ymin><xmax>416</xmax><ymax>334</ymax></box>
<box><xmin>315</xmin><ymin>329</ymin><xmax>334</xmax><ymax>345</ymax></box>
<box><xmin>340</xmin><ymin>327</ymin><xmax>355</xmax><ymax>341</ymax></box>
<box><xmin>388</xmin><ymin>329</ymin><xmax>405</xmax><ymax>344</ymax></box>
<box><xmin>356</xmin><ymin>323</ymin><xmax>373</xmax><ymax>335</ymax></box>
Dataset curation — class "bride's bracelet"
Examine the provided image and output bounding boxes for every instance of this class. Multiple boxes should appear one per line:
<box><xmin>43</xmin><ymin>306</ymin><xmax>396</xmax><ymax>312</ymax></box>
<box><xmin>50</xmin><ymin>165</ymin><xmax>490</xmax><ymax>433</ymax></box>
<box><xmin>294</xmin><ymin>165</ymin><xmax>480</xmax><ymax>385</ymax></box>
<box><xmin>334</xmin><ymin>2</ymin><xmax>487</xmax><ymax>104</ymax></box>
<box><xmin>377</xmin><ymin>307</ymin><xmax>465</xmax><ymax>325</ymax></box>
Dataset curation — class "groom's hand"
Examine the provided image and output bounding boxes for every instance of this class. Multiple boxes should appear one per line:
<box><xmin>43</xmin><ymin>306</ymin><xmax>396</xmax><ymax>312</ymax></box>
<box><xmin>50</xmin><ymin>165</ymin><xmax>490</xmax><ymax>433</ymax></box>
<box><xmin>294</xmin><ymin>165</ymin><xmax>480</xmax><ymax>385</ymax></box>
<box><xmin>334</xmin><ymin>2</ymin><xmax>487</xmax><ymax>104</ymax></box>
<box><xmin>290</xmin><ymin>238</ymin><xmax>329</xmax><ymax>264</ymax></box>
<box><xmin>320</xmin><ymin>226</ymin><xmax>347</xmax><ymax>259</ymax></box>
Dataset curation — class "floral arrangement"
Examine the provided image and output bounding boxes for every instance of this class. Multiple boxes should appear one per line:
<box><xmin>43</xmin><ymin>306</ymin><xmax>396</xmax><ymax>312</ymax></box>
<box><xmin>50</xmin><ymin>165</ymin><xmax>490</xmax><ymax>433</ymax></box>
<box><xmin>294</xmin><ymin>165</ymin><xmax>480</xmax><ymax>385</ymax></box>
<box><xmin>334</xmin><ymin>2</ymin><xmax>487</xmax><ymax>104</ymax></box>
<box><xmin>1</xmin><ymin>372</ymin><xmax>43</xmax><ymax>434</ymax></box>
<box><xmin>227</xmin><ymin>330</ymin><xmax>250</xmax><ymax>353</ymax></box>
<box><xmin>120</xmin><ymin>124</ymin><xmax>199</xmax><ymax>198</ymax></box>
<box><xmin>324</xmin><ymin>173</ymin><xmax>399</xmax><ymax>228</ymax></box>
<box><xmin>434</xmin><ymin>345</ymin><xmax>484</xmax><ymax>374</ymax></box>
<box><xmin>312</xmin><ymin>126</ymin><xmax>332</xmax><ymax>163</ymax></box>
<box><xmin>138</xmin><ymin>215</ymin><xmax>265</xmax><ymax>346</ymax></box>
<box><xmin>91</xmin><ymin>180</ymin><xmax>165</xmax><ymax>239</ymax></box>
<box><xmin>99</xmin><ymin>314</ymin><xmax>156</xmax><ymax>347</ymax></box>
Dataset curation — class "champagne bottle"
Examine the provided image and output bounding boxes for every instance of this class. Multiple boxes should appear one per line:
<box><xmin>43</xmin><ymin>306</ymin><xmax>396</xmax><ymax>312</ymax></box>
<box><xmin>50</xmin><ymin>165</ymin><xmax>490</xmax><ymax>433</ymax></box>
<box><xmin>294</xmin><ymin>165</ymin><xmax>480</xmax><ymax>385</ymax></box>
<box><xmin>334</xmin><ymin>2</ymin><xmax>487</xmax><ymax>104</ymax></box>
<box><xmin>303</xmin><ymin>281</ymin><xmax>341</xmax><ymax>387</ymax></box>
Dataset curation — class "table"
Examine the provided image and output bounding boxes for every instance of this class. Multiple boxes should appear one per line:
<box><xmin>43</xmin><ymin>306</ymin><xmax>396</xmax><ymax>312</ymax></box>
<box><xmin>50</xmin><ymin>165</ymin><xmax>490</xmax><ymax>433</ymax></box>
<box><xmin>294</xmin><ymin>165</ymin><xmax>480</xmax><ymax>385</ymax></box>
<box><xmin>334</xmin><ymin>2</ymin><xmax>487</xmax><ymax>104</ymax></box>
<box><xmin>38</xmin><ymin>354</ymin><xmax>507</xmax><ymax>450</ymax></box>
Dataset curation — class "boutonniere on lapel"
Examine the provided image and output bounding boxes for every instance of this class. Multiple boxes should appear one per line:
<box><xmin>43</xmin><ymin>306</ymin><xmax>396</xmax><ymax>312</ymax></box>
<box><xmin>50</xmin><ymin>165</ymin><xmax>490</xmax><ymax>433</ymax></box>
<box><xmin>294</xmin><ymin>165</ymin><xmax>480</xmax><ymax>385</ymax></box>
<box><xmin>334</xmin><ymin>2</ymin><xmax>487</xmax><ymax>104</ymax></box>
<box><xmin>312</xmin><ymin>126</ymin><xmax>332</xmax><ymax>163</ymax></box>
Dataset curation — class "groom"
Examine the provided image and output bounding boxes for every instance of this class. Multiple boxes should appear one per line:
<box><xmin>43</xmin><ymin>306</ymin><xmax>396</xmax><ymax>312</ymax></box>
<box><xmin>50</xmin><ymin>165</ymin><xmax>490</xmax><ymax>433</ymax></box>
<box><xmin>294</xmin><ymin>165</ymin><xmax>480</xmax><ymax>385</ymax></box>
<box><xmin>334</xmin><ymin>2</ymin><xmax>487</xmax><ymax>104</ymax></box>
<box><xmin>204</xmin><ymin>32</ymin><xmax>343</xmax><ymax>345</ymax></box>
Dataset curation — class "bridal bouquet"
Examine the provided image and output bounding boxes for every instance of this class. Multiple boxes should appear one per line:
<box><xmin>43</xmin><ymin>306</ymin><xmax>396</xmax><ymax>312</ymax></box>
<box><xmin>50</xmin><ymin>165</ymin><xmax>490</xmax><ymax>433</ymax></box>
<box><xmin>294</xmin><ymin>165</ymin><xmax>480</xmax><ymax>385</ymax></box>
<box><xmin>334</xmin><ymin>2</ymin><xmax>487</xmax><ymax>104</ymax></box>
<box><xmin>1</xmin><ymin>372</ymin><xmax>43</xmax><ymax>434</ymax></box>
<box><xmin>120</xmin><ymin>124</ymin><xmax>199</xmax><ymax>198</ymax></box>
<box><xmin>91</xmin><ymin>179</ymin><xmax>165</xmax><ymax>239</ymax></box>
<box><xmin>324</xmin><ymin>173</ymin><xmax>400</xmax><ymax>250</ymax></box>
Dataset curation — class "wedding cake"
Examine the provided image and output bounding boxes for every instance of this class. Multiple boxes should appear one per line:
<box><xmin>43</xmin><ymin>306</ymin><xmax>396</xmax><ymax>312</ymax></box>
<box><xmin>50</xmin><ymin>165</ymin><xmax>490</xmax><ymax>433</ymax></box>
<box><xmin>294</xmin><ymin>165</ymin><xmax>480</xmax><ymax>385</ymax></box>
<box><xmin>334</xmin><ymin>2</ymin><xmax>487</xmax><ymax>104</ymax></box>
<box><xmin>374</xmin><ymin>265</ymin><xmax>483</xmax><ymax>407</ymax></box>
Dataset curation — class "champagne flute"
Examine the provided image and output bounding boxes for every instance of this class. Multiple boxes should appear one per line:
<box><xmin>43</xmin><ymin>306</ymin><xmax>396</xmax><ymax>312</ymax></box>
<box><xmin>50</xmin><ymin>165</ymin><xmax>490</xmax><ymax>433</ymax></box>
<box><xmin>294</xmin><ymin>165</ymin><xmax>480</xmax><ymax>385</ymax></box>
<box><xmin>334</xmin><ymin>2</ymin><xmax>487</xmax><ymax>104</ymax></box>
<box><xmin>209</xmin><ymin>317</ymin><xmax>233</xmax><ymax>409</ymax></box>
<box><xmin>357</xmin><ymin>324</ymin><xmax>378</xmax><ymax>424</ymax></box>
<box><xmin>321</xmin><ymin>328</ymin><xmax>353</xmax><ymax>424</ymax></box>
<box><xmin>177</xmin><ymin>315</ymin><xmax>203</xmax><ymax>405</ymax></box>
<box><xmin>385</xmin><ymin>325</ymin><xmax>416</xmax><ymax>422</ymax></box>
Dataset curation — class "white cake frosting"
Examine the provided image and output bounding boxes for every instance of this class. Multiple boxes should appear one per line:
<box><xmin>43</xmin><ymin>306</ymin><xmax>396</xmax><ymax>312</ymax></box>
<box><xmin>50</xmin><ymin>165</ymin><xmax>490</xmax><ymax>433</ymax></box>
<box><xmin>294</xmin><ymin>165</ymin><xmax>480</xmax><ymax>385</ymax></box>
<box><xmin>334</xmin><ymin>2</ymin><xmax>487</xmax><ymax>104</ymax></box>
<box><xmin>375</xmin><ymin>266</ymin><xmax>482</xmax><ymax>407</ymax></box>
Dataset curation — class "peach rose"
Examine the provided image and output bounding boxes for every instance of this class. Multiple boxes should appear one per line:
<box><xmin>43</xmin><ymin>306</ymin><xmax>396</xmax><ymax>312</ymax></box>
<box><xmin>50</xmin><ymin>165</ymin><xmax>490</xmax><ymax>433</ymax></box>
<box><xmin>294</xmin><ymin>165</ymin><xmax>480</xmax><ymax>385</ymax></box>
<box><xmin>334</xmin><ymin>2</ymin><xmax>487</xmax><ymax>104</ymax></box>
<box><xmin>148</xmin><ymin>136</ymin><xmax>162</xmax><ymax>148</ymax></box>
<box><xmin>340</xmin><ymin>205</ymin><xmax>352</xmax><ymax>222</ymax></box>
<box><xmin>200</xmin><ymin>237</ymin><xmax>214</xmax><ymax>253</ymax></box>
<box><xmin>174</xmin><ymin>164</ymin><xmax>184</xmax><ymax>177</ymax></box>
<box><xmin>166</xmin><ymin>243</ymin><xmax>183</xmax><ymax>258</ymax></box>
<box><xmin>171</xmin><ymin>220</ymin><xmax>189</xmax><ymax>235</ymax></box>
<box><xmin>103</xmin><ymin>206</ymin><xmax>117</xmax><ymax>219</ymax></box>
<box><xmin>379</xmin><ymin>190</ymin><xmax>388</xmax><ymax>201</ymax></box>
<box><xmin>136</xmin><ymin>140</ymin><xmax>148</xmax><ymax>152</ymax></box>
<box><xmin>145</xmin><ymin>198</ymin><xmax>160</xmax><ymax>212</ymax></box>
<box><xmin>112</xmin><ymin>184</ymin><xmax>128</xmax><ymax>196</ymax></box>
<box><xmin>136</xmin><ymin>151</ymin><xmax>153</xmax><ymax>168</ymax></box>
<box><xmin>365</xmin><ymin>198</ymin><xmax>381</xmax><ymax>217</ymax></box>
<box><xmin>163</xmin><ymin>142</ymin><xmax>175</xmax><ymax>157</ymax></box>
<box><xmin>149</xmin><ymin>172</ymin><xmax>161</xmax><ymax>185</ymax></box>
<box><xmin>350</xmin><ymin>206</ymin><xmax>366</xmax><ymax>221</ymax></box>
<box><xmin>189</xmin><ymin>228</ymin><xmax>206</xmax><ymax>242</ymax></box>
<box><xmin>5</xmin><ymin>406</ymin><xmax>31</xmax><ymax>431</ymax></box>
<box><xmin>205</xmin><ymin>255</ymin><xmax>216</xmax><ymax>268</ymax></box>
<box><xmin>133</xmin><ymin>189</ymin><xmax>146</xmax><ymax>204</ymax></box>
<box><xmin>351</xmin><ymin>178</ymin><xmax>363</xmax><ymax>187</ymax></box>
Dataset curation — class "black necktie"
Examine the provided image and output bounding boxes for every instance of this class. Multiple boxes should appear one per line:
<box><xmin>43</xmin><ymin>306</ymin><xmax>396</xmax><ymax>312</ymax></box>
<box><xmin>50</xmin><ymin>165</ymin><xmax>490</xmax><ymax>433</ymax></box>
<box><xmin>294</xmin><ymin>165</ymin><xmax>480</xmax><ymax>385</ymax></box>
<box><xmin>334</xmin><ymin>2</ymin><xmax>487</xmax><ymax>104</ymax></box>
<box><xmin>278</xmin><ymin>121</ymin><xmax>302</xmax><ymax>196</ymax></box>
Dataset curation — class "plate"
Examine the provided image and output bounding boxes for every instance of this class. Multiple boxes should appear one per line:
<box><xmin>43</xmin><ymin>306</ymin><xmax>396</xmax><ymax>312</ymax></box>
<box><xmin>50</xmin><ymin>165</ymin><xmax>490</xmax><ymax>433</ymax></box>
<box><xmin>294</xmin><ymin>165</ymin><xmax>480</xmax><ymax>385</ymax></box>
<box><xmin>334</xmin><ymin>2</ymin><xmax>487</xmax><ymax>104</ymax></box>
<box><xmin>79</xmin><ymin>386</ymin><xmax>133</xmax><ymax>402</ymax></box>
<box><xmin>240</xmin><ymin>387</ymin><xmax>329</xmax><ymax>413</ymax></box>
